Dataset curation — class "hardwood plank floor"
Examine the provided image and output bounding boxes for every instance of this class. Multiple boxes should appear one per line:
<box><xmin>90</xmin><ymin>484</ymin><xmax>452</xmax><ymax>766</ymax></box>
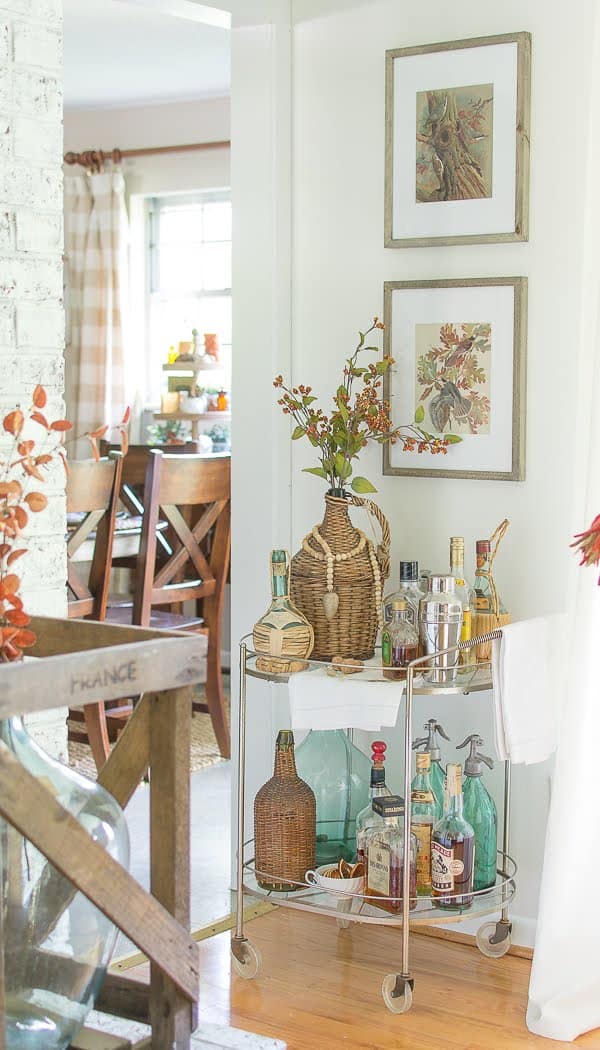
<box><xmin>185</xmin><ymin>909</ymin><xmax>600</xmax><ymax>1050</ymax></box>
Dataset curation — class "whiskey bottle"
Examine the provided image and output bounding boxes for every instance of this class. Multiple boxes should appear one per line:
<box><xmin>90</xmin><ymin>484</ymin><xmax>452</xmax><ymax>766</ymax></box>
<box><xmin>458</xmin><ymin>734</ymin><xmax>497</xmax><ymax>891</ymax></box>
<box><xmin>364</xmin><ymin>795</ymin><xmax>417</xmax><ymax>913</ymax></box>
<box><xmin>355</xmin><ymin>740</ymin><xmax>392</xmax><ymax>866</ymax></box>
<box><xmin>412</xmin><ymin>719</ymin><xmax>450</xmax><ymax>821</ymax></box>
<box><xmin>383</xmin><ymin>560</ymin><xmax>422</xmax><ymax>627</ymax></box>
<box><xmin>381</xmin><ymin>599</ymin><xmax>419</xmax><ymax>680</ymax></box>
<box><xmin>449</xmin><ymin>536</ymin><xmax>475</xmax><ymax>667</ymax></box>
<box><xmin>431</xmin><ymin>763</ymin><xmax>475</xmax><ymax>909</ymax></box>
<box><xmin>411</xmin><ymin>751</ymin><xmax>436</xmax><ymax>895</ymax></box>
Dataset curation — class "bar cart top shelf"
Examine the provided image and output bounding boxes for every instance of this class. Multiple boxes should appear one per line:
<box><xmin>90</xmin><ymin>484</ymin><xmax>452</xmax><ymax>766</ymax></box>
<box><xmin>240</xmin><ymin>635</ymin><xmax>493</xmax><ymax>695</ymax></box>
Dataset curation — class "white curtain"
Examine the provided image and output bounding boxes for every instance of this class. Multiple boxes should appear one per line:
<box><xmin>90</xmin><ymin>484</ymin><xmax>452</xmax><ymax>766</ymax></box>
<box><xmin>527</xmin><ymin>11</ymin><xmax>600</xmax><ymax>1037</ymax></box>
<box><xmin>64</xmin><ymin>170</ymin><xmax>130</xmax><ymax>440</ymax></box>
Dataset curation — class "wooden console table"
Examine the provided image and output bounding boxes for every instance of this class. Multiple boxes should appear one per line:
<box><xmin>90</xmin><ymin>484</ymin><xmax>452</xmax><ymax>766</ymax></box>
<box><xmin>0</xmin><ymin>616</ymin><xmax>207</xmax><ymax>1050</ymax></box>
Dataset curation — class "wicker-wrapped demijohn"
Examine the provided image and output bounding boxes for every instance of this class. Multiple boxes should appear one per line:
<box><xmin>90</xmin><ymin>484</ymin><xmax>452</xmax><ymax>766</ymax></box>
<box><xmin>253</xmin><ymin>549</ymin><xmax>314</xmax><ymax>672</ymax></box>
<box><xmin>254</xmin><ymin>730</ymin><xmax>316</xmax><ymax>891</ymax></box>
<box><xmin>290</xmin><ymin>493</ymin><xmax>391</xmax><ymax>661</ymax></box>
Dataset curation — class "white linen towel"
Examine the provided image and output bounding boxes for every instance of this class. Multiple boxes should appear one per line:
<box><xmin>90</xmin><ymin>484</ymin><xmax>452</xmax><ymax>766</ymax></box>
<box><xmin>491</xmin><ymin>615</ymin><xmax>567</xmax><ymax>764</ymax></box>
<box><xmin>288</xmin><ymin>667</ymin><xmax>402</xmax><ymax>731</ymax></box>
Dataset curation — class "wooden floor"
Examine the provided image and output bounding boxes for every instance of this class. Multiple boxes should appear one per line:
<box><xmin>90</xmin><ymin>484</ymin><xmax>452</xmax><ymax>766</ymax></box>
<box><xmin>180</xmin><ymin>908</ymin><xmax>600</xmax><ymax>1050</ymax></box>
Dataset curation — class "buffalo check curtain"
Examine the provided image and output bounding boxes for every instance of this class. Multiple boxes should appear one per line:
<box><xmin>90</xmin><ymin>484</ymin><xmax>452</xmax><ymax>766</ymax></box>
<box><xmin>64</xmin><ymin>171</ymin><xmax>129</xmax><ymax>443</ymax></box>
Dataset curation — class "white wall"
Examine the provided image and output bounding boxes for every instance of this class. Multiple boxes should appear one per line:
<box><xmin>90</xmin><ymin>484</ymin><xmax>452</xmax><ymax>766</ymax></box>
<box><xmin>0</xmin><ymin>0</ymin><xmax>67</xmax><ymax>756</ymax></box>
<box><xmin>283</xmin><ymin>0</ymin><xmax>597</xmax><ymax>944</ymax></box>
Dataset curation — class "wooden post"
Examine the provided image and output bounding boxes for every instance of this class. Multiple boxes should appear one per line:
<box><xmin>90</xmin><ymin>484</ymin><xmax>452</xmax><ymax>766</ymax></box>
<box><xmin>149</xmin><ymin>687</ymin><xmax>196</xmax><ymax>1048</ymax></box>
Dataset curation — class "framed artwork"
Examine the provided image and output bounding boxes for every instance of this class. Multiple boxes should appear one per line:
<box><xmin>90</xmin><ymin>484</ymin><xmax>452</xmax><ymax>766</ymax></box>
<box><xmin>167</xmin><ymin>376</ymin><xmax>193</xmax><ymax>395</ymax></box>
<box><xmin>384</xmin><ymin>33</ymin><xmax>531</xmax><ymax>248</ymax></box>
<box><xmin>382</xmin><ymin>277</ymin><xmax>527</xmax><ymax>481</ymax></box>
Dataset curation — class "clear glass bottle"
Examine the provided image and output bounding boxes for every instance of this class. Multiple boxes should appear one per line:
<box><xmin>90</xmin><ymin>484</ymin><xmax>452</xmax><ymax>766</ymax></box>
<box><xmin>383</xmin><ymin>560</ymin><xmax>422</xmax><ymax>627</ymax></box>
<box><xmin>355</xmin><ymin>740</ymin><xmax>392</xmax><ymax>865</ymax></box>
<box><xmin>411</xmin><ymin>751</ymin><xmax>436</xmax><ymax>895</ymax></box>
<box><xmin>295</xmin><ymin>730</ymin><xmax>370</xmax><ymax>865</ymax></box>
<box><xmin>473</xmin><ymin>539</ymin><xmax>507</xmax><ymax>614</ymax></box>
<box><xmin>458</xmin><ymin>734</ymin><xmax>497</xmax><ymax>891</ymax></box>
<box><xmin>364</xmin><ymin>795</ymin><xmax>417</xmax><ymax>913</ymax></box>
<box><xmin>1</xmin><ymin>717</ymin><xmax>130</xmax><ymax>1050</ymax></box>
<box><xmin>418</xmin><ymin>568</ymin><xmax>432</xmax><ymax>594</ymax></box>
<box><xmin>431</xmin><ymin>763</ymin><xmax>475</xmax><ymax>909</ymax></box>
<box><xmin>252</xmin><ymin>549</ymin><xmax>314</xmax><ymax>668</ymax></box>
<box><xmin>449</xmin><ymin>536</ymin><xmax>476</xmax><ymax>667</ymax></box>
<box><xmin>412</xmin><ymin>719</ymin><xmax>450</xmax><ymax>821</ymax></box>
<box><xmin>381</xmin><ymin>599</ymin><xmax>419</xmax><ymax>680</ymax></box>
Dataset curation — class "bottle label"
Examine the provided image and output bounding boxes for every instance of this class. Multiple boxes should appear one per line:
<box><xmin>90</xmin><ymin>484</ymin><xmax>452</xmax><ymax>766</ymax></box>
<box><xmin>413</xmin><ymin>822</ymin><xmax>432</xmax><ymax>887</ymax></box>
<box><xmin>431</xmin><ymin>840</ymin><xmax>454</xmax><ymax>892</ymax></box>
<box><xmin>475</xmin><ymin>594</ymin><xmax>492</xmax><ymax>611</ymax></box>
<box><xmin>367</xmin><ymin>840</ymin><xmax>391</xmax><ymax>896</ymax></box>
<box><xmin>381</xmin><ymin>632</ymin><xmax>392</xmax><ymax>667</ymax></box>
<box><xmin>460</xmin><ymin>608</ymin><xmax>471</xmax><ymax>643</ymax></box>
<box><xmin>411</xmin><ymin>790</ymin><xmax>434</xmax><ymax>804</ymax></box>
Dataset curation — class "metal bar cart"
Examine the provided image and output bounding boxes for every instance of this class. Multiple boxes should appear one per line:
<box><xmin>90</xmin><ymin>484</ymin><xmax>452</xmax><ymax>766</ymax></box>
<box><xmin>231</xmin><ymin>630</ymin><xmax>516</xmax><ymax>1013</ymax></box>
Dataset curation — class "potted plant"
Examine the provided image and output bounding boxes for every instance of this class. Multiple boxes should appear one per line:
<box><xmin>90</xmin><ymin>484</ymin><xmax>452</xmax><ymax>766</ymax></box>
<box><xmin>207</xmin><ymin>423</ymin><xmax>230</xmax><ymax>452</ymax></box>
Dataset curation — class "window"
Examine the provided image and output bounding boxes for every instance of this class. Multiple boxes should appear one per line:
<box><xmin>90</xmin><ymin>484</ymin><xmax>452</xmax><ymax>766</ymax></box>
<box><xmin>145</xmin><ymin>190</ymin><xmax>232</xmax><ymax>406</ymax></box>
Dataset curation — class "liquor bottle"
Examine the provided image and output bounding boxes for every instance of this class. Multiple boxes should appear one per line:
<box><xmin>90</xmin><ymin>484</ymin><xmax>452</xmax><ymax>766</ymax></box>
<box><xmin>383</xmin><ymin>560</ymin><xmax>422</xmax><ymax>627</ymax></box>
<box><xmin>364</xmin><ymin>795</ymin><xmax>417</xmax><ymax>913</ymax></box>
<box><xmin>252</xmin><ymin>549</ymin><xmax>314</xmax><ymax>669</ymax></box>
<box><xmin>473</xmin><ymin>539</ymin><xmax>507</xmax><ymax>614</ymax></box>
<box><xmin>254</xmin><ymin>730</ymin><xmax>316</xmax><ymax>890</ymax></box>
<box><xmin>356</xmin><ymin>740</ymin><xmax>392</xmax><ymax>865</ymax></box>
<box><xmin>412</xmin><ymin>718</ymin><xmax>450</xmax><ymax>820</ymax></box>
<box><xmin>449</xmin><ymin>536</ymin><xmax>476</xmax><ymax>667</ymax></box>
<box><xmin>411</xmin><ymin>751</ymin><xmax>436</xmax><ymax>895</ymax></box>
<box><xmin>458</xmin><ymin>734</ymin><xmax>497</xmax><ymax>891</ymax></box>
<box><xmin>431</xmin><ymin>763</ymin><xmax>475</xmax><ymax>909</ymax></box>
<box><xmin>381</xmin><ymin>599</ymin><xmax>419</xmax><ymax>680</ymax></box>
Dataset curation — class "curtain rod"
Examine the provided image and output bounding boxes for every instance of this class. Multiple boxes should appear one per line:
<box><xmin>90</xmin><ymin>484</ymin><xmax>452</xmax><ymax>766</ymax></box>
<box><xmin>64</xmin><ymin>141</ymin><xmax>230</xmax><ymax>168</ymax></box>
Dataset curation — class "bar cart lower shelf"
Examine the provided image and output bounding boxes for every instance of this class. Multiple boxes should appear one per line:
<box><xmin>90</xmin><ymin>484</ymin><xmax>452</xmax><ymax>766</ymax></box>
<box><xmin>232</xmin><ymin>630</ymin><xmax>513</xmax><ymax>1014</ymax></box>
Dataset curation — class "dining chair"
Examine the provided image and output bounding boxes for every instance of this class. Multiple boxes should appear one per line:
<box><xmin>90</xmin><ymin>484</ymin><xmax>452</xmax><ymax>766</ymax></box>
<box><xmin>106</xmin><ymin>451</ymin><xmax>231</xmax><ymax>759</ymax></box>
<box><xmin>66</xmin><ymin>452</ymin><xmax>123</xmax><ymax>770</ymax></box>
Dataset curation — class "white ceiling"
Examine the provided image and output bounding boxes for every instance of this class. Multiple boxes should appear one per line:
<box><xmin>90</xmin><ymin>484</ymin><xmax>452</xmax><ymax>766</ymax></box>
<box><xmin>63</xmin><ymin>0</ymin><xmax>231</xmax><ymax>110</ymax></box>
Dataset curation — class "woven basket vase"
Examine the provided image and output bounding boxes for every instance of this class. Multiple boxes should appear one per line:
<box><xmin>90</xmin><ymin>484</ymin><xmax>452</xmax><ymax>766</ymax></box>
<box><xmin>290</xmin><ymin>493</ymin><xmax>391</xmax><ymax>661</ymax></box>
<box><xmin>254</xmin><ymin>730</ymin><xmax>316</xmax><ymax>891</ymax></box>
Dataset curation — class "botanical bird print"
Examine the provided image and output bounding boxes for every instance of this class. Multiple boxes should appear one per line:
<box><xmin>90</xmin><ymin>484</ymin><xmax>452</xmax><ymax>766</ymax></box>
<box><xmin>415</xmin><ymin>322</ymin><xmax>491</xmax><ymax>435</ymax></box>
<box><xmin>416</xmin><ymin>84</ymin><xmax>493</xmax><ymax>203</ymax></box>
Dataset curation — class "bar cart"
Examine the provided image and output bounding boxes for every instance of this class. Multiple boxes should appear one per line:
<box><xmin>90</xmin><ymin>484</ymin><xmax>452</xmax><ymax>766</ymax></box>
<box><xmin>231</xmin><ymin>630</ymin><xmax>516</xmax><ymax>1014</ymax></box>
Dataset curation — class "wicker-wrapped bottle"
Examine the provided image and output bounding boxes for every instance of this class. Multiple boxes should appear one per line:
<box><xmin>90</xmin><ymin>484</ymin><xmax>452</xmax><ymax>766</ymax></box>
<box><xmin>254</xmin><ymin>730</ymin><xmax>316</xmax><ymax>891</ymax></box>
<box><xmin>253</xmin><ymin>549</ymin><xmax>314</xmax><ymax>673</ymax></box>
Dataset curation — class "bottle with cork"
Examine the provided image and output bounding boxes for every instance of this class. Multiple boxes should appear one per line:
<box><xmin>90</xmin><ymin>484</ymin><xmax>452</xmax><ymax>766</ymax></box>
<box><xmin>449</xmin><ymin>536</ymin><xmax>475</xmax><ymax>667</ymax></box>
<box><xmin>355</xmin><ymin>740</ymin><xmax>392</xmax><ymax>866</ymax></box>
<box><xmin>431</xmin><ymin>762</ymin><xmax>475</xmax><ymax>909</ymax></box>
<box><xmin>381</xmin><ymin>599</ymin><xmax>419</xmax><ymax>680</ymax></box>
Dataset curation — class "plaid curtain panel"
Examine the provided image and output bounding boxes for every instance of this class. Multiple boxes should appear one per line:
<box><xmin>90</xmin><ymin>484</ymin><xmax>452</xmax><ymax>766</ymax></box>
<box><xmin>64</xmin><ymin>171</ymin><xmax>129</xmax><ymax>441</ymax></box>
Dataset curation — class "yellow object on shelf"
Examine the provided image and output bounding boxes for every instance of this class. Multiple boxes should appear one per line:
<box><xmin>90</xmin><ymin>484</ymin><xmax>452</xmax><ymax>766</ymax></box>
<box><xmin>167</xmin><ymin>345</ymin><xmax>178</xmax><ymax>364</ymax></box>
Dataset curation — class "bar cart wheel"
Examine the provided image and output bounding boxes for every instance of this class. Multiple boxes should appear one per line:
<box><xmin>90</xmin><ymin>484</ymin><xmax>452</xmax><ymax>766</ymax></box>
<box><xmin>381</xmin><ymin>974</ymin><xmax>414</xmax><ymax>1014</ymax></box>
<box><xmin>231</xmin><ymin>936</ymin><xmax>262</xmax><ymax>979</ymax></box>
<box><xmin>476</xmin><ymin>920</ymin><xmax>512</xmax><ymax>958</ymax></box>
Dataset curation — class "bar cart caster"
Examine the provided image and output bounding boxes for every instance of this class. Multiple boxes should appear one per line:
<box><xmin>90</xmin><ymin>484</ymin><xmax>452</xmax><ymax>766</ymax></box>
<box><xmin>476</xmin><ymin>919</ymin><xmax>512</xmax><ymax>958</ymax></box>
<box><xmin>231</xmin><ymin>936</ymin><xmax>262</xmax><ymax>979</ymax></box>
<box><xmin>381</xmin><ymin>974</ymin><xmax>414</xmax><ymax>1014</ymax></box>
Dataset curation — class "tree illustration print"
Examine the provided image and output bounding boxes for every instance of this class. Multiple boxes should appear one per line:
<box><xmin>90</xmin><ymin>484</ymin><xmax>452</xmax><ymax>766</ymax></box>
<box><xmin>416</xmin><ymin>84</ymin><xmax>494</xmax><ymax>203</ymax></box>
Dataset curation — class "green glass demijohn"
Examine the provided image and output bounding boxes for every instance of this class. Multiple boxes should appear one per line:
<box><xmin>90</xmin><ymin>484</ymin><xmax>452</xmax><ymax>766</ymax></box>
<box><xmin>0</xmin><ymin>717</ymin><xmax>130</xmax><ymax>1050</ymax></box>
<box><xmin>295</xmin><ymin>729</ymin><xmax>370</xmax><ymax>864</ymax></box>
<box><xmin>458</xmin><ymin>734</ymin><xmax>498</xmax><ymax>892</ymax></box>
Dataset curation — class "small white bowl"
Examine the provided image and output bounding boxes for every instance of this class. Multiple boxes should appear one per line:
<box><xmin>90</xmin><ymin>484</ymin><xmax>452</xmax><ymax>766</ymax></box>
<box><xmin>305</xmin><ymin>864</ymin><xmax>365</xmax><ymax>899</ymax></box>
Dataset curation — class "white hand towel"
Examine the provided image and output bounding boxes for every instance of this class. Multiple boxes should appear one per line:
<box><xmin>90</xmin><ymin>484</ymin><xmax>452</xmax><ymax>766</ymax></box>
<box><xmin>491</xmin><ymin>615</ymin><xmax>567</xmax><ymax>764</ymax></box>
<box><xmin>288</xmin><ymin>667</ymin><xmax>402</xmax><ymax>731</ymax></box>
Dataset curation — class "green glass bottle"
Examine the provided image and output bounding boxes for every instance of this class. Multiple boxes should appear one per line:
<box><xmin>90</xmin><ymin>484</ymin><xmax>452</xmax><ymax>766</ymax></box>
<box><xmin>458</xmin><ymin>734</ymin><xmax>497</xmax><ymax>891</ymax></box>
<box><xmin>411</xmin><ymin>751</ymin><xmax>436</xmax><ymax>895</ymax></box>
<box><xmin>412</xmin><ymin>719</ymin><xmax>450</xmax><ymax>821</ymax></box>
<box><xmin>295</xmin><ymin>729</ymin><xmax>370</xmax><ymax>864</ymax></box>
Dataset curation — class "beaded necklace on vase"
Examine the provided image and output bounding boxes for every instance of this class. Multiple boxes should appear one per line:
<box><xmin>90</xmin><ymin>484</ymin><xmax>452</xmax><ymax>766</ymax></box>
<box><xmin>301</xmin><ymin>525</ymin><xmax>383</xmax><ymax>627</ymax></box>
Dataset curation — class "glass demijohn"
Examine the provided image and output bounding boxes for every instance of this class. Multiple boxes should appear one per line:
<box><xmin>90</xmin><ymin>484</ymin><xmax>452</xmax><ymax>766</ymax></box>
<box><xmin>295</xmin><ymin>730</ymin><xmax>370</xmax><ymax>865</ymax></box>
<box><xmin>1</xmin><ymin>717</ymin><xmax>130</xmax><ymax>1050</ymax></box>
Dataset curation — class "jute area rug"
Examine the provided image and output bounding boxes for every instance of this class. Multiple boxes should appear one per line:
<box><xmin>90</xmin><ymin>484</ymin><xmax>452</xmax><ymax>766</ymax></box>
<box><xmin>67</xmin><ymin>679</ymin><xmax>229</xmax><ymax>780</ymax></box>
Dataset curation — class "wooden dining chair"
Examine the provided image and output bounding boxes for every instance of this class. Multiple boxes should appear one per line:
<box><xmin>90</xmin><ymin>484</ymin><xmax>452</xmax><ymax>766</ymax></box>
<box><xmin>106</xmin><ymin>451</ymin><xmax>231</xmax><ymax>759</ymax></box>
<box><xmin>66</xmin><ymin>452</ymin><xmax>124</xmax><ymax>770</ymax></box>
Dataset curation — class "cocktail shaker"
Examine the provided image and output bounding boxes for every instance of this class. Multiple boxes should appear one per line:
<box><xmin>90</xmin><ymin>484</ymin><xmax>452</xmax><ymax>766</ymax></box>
<box><xmin>419</xmin><ymin>575</ymin><xmax>463</xmax><ymax>684</ymax></box>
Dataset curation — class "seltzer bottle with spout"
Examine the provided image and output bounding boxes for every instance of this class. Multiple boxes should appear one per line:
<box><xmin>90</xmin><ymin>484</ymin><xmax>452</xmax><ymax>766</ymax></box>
<box><xmin>431</xmin><ymin>763</ymin><xmax>475</xmax><ymax>909</ymax></box>
<box><xmin>458</xmin><ymin>734</ymin><xmax>497</xmax><ymax>891</ymax></box>
<box><xmin>412</xmin><ymin>719</ymin><xmax>450</xmax><ymax>821</ymax></box>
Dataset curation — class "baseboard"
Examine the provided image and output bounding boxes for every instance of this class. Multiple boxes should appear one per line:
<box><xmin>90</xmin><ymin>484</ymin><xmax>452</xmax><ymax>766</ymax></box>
<box><xmin>413</xmin><ymin>921</ymin><xmax>533</xmax><ymax>959</ymax></box>
<box><xmin>221</xmin><ymin>650</ymin><xmax>231</xmax><ymax>671</ymax></box>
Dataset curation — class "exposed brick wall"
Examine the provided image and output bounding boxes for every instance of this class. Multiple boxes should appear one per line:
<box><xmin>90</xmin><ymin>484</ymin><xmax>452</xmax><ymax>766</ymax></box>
<box><xmin>0</xmin><ymin>0</ymin><xmax>66</xmax><ymax>755</ymax></box>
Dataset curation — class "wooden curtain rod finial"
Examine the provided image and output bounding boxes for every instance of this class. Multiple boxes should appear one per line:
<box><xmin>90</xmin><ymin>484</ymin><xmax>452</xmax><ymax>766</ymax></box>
<box><xmin>63</xmin><ymin>141</ymin><xmax>231</xmax><ymax>166</ymax></box>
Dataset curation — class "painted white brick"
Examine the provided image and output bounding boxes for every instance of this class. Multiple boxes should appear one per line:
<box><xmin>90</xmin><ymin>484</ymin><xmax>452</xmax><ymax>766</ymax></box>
<box><xmin>0</xmin><ymin>256</ymin><xmax>62</xmax><ymax>299</ymax></box>
<box><xmin>0</xmin><ymin>24</ymin><xmax>9</xmax><ymax>65</ymax></box>
<box><xmin>12</xmin><ymin>70</ymin><xmax>61</xmax><ymax>120</ymax></box>
<box><xmin>0</xmin><ymin>69</ymin><xmax>10</xmax><ymax>109</ymax></box>
<box><xmin>0</xmin><ymin>300</ymin><xmax>15</xmax><ymax>346</ymax></box>
<box><xmin>24</xmin><ymin>586</ymin><xmax>67</xmax><ymax>618</ymax></box>
<box><xmin>19</xmin><ymin>535</ymin><xmax>66</xmax><ymax>589</ymax></box>
<box><xmin>13</xmin><ymin>22</ymin><xmax>61</xmax><ymax>70</ymax></box>
<box><xmin>17</xmin><ymin>302</ymin><xmax>64</xmax><ymax>347</ymax></box>
<box><xmin>3</xmin><ymin>165</ymin><xmax>61</xmax><ymax>209</ymax></box>
<box><xmin>29</xmin><ymin>0</ymin><xmax>62</xmax><ymax>23</ymax></box>
<box><xmin>16</xmin><ymin>210</ymin><xmax>61</xmax><ymax>252</ymax></box>
<box><xmin>0</xmin><ymin>114</ymin><xmax>10</xmax><ymax>156</ymax></box>
<box><xmin>0</xmin><ymin>211</ymin><xmax>12</xmax><ymax>249</ymax></box>
<box><xmin>0</xmin><ymin>350</ymin><xmax>64</xmax><ymax>389</ymax></box>
<box><xmin>13</xmin><ymin>115</ymin><xmax>61</xmax><ymax>163</ymax></box>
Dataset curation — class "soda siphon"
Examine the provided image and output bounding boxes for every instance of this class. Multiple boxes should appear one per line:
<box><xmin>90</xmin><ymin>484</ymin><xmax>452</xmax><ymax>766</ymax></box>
<box><xmin>457</xmin><ymin>733</ymin><xmax>498</xmax><ymax>892</ymax></box>
<box><xmin>412</xmin><ymin>718</ymin><xmax>450</xmax><ymax>821</ymax></box>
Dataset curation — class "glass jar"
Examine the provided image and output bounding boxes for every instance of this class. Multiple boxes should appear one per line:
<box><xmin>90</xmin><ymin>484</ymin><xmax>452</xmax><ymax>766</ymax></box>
<box><xmin>1</xmin><ymin>717</ymin><xmax>130</xmax><ymax>1050</ymax></box>
<box><xmin>295</xmin><ymin>729</ymin><xmax>370</xmax><ymax>865</ymax></box>
<box><xmin>364</xmin><ymin>795</ymin><xmax>417</xmax><ymax>913</ymax></box>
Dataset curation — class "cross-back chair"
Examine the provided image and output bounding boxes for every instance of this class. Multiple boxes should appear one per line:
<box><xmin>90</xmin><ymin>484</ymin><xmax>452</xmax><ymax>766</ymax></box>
<box><xmin>107</xmin><ymin>450</ymin><xmax>231</xmax><ymax>758</ymax></box>
<box><xmin>66</xmin><ymin>452</ymin><xmax>123</xmax><ymax>770</ymax></box>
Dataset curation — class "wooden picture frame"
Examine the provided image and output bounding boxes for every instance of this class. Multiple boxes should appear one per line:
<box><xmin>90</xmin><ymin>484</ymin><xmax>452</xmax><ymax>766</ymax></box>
<box><xmin>384</xmin><ymin>33</ymin><xmax>531</xmax><ymax>248</ymax></box>
<box><xmin>382</xmin><ymin>277</ymin><xmax>527</xmax><ymax>481</ymax></box>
